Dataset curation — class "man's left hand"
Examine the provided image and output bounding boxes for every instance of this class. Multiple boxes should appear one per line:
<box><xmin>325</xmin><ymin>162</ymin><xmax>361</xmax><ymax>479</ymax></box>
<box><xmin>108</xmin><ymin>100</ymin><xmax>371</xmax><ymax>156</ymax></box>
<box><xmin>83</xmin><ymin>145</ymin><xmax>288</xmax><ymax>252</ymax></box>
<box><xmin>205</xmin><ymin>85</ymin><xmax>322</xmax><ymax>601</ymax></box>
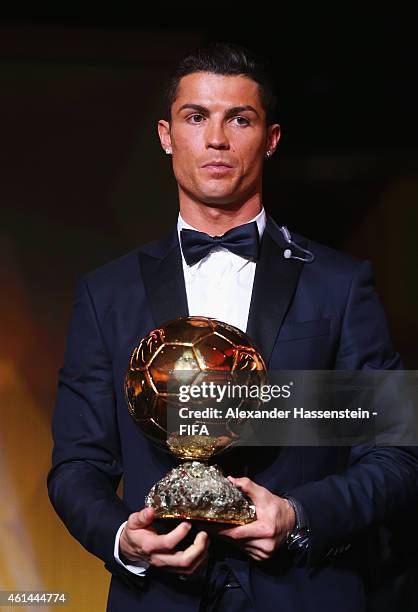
<box><xmin>215</xmin><ymin>476</ymin><xmax>296</xmax><ymax>561</ymax></box>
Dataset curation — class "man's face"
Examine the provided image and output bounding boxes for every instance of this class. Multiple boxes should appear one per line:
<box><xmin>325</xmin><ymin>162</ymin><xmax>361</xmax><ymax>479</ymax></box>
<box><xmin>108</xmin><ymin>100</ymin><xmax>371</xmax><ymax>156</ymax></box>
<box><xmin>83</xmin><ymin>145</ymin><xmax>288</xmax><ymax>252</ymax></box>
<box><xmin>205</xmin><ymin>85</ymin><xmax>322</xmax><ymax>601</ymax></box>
<box><xmin>158</xmin><ymin>72</ymin><xmax>280</xmax><ymax>207</ymax></box>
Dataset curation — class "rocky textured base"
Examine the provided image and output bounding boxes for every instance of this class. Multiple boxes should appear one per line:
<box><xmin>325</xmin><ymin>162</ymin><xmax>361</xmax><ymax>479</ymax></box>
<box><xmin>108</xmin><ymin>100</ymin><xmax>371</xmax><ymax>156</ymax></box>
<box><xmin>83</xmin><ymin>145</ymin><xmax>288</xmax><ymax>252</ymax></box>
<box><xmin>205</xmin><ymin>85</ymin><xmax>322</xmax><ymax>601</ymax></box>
<box><xmin>145</xmin><ymin>461</ymin><xmax>256</xmax><ymax>524</ymax></box>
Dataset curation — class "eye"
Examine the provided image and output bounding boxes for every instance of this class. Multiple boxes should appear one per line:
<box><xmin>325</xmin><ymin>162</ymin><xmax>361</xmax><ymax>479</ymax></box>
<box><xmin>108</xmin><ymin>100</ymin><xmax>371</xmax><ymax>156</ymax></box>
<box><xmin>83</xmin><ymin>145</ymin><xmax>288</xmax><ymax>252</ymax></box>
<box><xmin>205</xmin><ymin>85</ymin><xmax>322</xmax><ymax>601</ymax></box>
<box><xmin>187</xmin><ymin>113</ymin><xmax>205</xmax><ymax>124</ymax></box>
<box><xmin>232</xmin><ymin>116</ymin><xmax>250</xmax><ymax>126</ymax></box>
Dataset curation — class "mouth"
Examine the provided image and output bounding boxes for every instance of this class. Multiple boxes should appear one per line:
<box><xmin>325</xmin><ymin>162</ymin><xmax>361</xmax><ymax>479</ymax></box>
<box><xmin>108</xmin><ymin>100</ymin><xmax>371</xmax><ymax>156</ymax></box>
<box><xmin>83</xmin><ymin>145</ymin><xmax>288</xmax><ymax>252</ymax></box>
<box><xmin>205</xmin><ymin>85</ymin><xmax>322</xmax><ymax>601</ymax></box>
<box><xmin>202</xmin><ymin>161</ymin><xmax>233</xmax><ymax>167</ymax></box>
<box><xmin>201</xmin><ymin>162</ymin><xmax>233</xmax><ymax>174</ymax></box>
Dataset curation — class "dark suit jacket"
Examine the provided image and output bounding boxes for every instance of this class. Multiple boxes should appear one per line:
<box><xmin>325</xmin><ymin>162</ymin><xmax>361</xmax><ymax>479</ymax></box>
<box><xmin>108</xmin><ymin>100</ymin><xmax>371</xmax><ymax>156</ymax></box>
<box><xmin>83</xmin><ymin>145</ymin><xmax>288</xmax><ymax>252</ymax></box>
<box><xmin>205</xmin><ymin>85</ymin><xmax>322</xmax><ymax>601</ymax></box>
<box><xmin>47</xmin><ymin>215</ymin><xmax>418</xmax><ymax>611</ymax></box>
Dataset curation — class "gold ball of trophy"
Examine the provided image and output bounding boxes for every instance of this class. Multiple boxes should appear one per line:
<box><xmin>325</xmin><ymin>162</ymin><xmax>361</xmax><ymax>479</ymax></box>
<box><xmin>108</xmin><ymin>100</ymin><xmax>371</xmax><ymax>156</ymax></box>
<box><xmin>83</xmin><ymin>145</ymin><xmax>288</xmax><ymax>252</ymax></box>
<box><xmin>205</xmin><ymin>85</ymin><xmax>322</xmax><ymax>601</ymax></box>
<box><xmin>124</xmin><ymin>316</ymin><xmax>267</xmax><ymax>525</ymax></box>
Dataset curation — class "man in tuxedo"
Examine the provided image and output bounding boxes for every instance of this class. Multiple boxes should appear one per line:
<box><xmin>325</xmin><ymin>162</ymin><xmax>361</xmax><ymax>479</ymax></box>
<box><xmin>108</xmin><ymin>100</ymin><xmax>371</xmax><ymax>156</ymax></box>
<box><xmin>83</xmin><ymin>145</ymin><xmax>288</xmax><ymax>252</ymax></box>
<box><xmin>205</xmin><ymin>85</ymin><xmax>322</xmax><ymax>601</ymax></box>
<box><xmin>47</xmin><ymin>42</ymin><xmax>418</xmax><ymax>611</ymax></box>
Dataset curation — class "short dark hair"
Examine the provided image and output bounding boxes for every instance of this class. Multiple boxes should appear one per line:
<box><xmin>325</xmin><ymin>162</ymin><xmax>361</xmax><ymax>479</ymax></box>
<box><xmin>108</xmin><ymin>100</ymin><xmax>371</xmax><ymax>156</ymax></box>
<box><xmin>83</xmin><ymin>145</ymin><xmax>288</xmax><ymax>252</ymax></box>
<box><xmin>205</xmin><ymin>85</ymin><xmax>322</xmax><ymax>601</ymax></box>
<box><xmin>164</xmin><ymin>41</ymin><xmax>277</xmax><ymax>125</ymax></box>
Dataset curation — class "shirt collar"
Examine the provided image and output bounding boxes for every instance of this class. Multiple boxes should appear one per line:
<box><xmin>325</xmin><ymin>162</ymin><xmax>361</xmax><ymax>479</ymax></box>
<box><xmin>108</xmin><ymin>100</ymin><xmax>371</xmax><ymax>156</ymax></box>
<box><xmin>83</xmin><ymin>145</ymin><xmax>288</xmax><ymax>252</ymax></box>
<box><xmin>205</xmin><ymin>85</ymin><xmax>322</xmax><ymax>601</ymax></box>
<box><xmin>178</xmin><ymin>208</ymin><xmax>266</xmax><ymax>272</ymax></box>
<box><xmin>177</xmin><ymin>207</ymin><xmax>266</xmax><ymax>246</ymax></box>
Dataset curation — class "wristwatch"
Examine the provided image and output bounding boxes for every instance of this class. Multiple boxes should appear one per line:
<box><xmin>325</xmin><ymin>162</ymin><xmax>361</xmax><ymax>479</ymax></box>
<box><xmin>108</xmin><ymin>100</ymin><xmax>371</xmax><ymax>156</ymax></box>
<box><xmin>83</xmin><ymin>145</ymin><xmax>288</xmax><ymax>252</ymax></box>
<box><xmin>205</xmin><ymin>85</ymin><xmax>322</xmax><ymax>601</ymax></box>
<box><xmin>284</xmin><ymin>495</ymin><xmax>311</xmax><ymax>563</ymax></box>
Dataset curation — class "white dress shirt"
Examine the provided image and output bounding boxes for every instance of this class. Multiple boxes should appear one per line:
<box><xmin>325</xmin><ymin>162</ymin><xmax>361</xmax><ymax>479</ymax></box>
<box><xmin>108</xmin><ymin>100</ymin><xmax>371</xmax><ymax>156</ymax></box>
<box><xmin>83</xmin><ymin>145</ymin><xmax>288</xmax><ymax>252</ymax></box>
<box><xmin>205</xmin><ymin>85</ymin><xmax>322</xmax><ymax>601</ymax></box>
<box><xmin>114</xmin><ymin>207</ymin><xmax>266</xmax><ymax>575</ymax></box>
<box><xmin>178</xmin><ymin>208</ymin><xmax>266</xmax><ymax>332</ymax></box>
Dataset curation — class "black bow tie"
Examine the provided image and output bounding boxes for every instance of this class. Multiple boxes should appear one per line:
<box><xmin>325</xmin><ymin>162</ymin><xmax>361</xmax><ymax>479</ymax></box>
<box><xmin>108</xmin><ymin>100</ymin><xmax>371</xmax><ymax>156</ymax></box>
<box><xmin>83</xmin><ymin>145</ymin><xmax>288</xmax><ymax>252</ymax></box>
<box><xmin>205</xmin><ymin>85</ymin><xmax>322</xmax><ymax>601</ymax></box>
<box><xmin>180</xmin><ymin>221</ymin><xmax>260</xmax><ymax>267</ymax></box>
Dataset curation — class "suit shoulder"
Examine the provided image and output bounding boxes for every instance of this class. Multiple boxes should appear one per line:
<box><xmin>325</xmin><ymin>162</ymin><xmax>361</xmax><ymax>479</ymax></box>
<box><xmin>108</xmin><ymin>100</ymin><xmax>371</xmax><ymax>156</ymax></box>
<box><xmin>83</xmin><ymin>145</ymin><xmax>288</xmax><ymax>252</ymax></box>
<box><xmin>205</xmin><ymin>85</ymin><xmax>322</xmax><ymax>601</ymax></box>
<box><xmin>294</xmin><ymin>232</ymin><xmax>371</xmax><ymax>277</ymax></box>
<box><xmin>80</xmin><ymin>231</ymin><xmax>170</xmax><ymax>290</ymax></box>
<box><xmin>267</xmin><ymin>217</ymin><xmax>370</xmax><ymax>278</ymax></box>
<box><xmin>81</xmin><ymin>247</ymin><xmax>141</xmax><ymax>293</ymax></box>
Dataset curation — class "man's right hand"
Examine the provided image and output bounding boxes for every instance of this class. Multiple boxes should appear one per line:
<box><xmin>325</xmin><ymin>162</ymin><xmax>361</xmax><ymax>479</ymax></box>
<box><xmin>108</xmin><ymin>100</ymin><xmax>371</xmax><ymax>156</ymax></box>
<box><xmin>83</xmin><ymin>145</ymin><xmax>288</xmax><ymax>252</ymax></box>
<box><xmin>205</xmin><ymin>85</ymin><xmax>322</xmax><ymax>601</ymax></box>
<box><xmin>119</xmin><ymin>507</ymin><xmax>209</xmax><ymax>577</ymax></box>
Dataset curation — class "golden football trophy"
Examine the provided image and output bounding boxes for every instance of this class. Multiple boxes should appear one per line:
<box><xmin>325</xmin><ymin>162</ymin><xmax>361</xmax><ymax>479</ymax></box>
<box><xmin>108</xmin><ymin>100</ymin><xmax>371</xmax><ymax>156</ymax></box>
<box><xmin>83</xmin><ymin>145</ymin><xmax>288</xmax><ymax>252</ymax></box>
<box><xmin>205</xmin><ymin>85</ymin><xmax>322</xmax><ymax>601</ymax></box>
<box><xmin>124</xmin><ymin>316</ymin><xmax>266</xmax><ymax>525</ymax></box>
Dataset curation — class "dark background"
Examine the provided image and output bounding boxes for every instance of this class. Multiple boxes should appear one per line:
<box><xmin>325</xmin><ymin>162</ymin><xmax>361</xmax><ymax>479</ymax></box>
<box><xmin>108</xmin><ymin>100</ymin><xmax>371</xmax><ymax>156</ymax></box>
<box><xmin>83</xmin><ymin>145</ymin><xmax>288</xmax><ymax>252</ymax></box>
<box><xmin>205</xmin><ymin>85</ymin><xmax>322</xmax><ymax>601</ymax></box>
<box><xmin>1</xmin><ymin>13</ymin><xmax>417</xmax><ymax>372</ymax></box>
<box><xmin>0</xmin><ymin>11</ymin><xmax>416</xmax><ymax>610</ymax></box>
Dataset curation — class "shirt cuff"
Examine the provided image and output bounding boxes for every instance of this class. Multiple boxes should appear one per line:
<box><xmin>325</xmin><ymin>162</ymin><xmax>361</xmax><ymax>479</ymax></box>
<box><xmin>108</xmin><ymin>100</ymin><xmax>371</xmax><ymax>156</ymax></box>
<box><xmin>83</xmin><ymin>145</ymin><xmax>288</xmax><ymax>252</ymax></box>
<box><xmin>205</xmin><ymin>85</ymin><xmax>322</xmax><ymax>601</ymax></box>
<box><xmin>114</xmin><ymin>521</ymin><xmax>150</xmax><ymax>576</ymax></box>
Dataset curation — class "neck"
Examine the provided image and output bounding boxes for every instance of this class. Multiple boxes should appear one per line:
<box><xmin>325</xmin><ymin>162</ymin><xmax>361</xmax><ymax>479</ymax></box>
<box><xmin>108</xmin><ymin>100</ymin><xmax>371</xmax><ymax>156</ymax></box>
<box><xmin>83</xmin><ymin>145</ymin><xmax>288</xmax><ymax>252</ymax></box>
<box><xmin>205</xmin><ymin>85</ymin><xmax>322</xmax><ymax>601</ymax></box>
<box><xmin>179</xmin><ymin>194</ymin><xmax>263</xmax><ymax>236</ymax></box>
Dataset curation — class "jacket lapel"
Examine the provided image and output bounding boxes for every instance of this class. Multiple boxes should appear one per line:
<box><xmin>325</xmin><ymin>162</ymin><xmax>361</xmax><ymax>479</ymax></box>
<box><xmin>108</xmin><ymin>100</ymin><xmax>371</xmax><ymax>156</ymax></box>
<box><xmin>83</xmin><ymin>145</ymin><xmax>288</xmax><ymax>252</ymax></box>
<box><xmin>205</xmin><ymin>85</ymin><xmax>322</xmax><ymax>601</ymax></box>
<box><xmin>138</xmin><ymin>228</ymin><xmax>189</xmax><ymax>327</ymax></box>
<box><xmin>246</xmin><ymin>216</ymin><xmax>306</xmax><ymax>365</ymax></box>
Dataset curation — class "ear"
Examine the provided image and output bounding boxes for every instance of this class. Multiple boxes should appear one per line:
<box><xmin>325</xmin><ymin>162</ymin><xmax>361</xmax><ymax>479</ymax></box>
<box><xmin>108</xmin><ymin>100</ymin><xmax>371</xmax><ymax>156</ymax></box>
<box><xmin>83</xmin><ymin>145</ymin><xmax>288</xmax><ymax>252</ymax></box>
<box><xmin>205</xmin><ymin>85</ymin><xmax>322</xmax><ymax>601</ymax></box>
<box><xmin>158</xmin><ymin>119</ymin><xmax>172</xmax><ymax>153</ymax></box>
<box><xmin>265</xmin><ymin>124</ymin><xmax>281</xmax><ymax>157</ymax></box>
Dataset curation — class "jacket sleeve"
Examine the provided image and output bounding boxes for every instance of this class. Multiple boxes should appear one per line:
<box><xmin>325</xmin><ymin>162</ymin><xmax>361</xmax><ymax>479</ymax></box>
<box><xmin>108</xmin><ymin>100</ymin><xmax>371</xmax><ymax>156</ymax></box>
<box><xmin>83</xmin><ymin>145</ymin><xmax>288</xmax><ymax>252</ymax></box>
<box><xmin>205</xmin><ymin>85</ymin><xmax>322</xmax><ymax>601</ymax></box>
<box><xmin>287</xmin><ymin>259</ymin><xmax>418</xmax><ymax>565</ymax></box>
<box><xmin>47</xmin><ymin>276</ymin><xmax>144</xmax><ymax>586</ymax></box>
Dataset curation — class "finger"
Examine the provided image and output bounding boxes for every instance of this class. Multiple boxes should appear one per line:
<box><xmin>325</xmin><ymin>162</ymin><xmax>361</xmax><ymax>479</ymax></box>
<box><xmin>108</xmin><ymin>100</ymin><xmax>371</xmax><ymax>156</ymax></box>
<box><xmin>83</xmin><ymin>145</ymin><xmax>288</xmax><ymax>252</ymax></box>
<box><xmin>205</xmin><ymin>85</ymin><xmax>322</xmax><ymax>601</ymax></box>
<box><xmin>242</xmin><ymin>539</ymin><xmax>277</xmax><ymax>555</ymax></box>
<box><xmin>217</xmin><ymin>520</ymin><xmax>265</xmax><ymax>540</ymax></box>
<box><xmin>227</xmin><ymin>476</ymin><xmax>268</xmax><ymax>504</ymax></box>
<box><xmin>193</xmin><ymin>530</ymin><xmax>210</xmax><ymax>550</ymax></box>
<box><xmin>173</xmin><ymin>530</ymin><xmax>209</xmax><ymax>564</ymax></box>
<box><xmin>178</xmin><ymin>544</ymin><xmax>210</xmax><ymax>576</ymax></box>
<box><xmin>127</xmin><ymin>506</ymin><xmax>155</xmax><ymax>530</ymax></box>
<box><xmin>163</xmin><ymin>549</ymin><xmax>209</xmax><ymax>576</ymax></box>
<box><xmin>232</xmin><ymin>540</ymin><xmax>271</xmax><ymax>560</ymax></box>
<box><xmin>246</xmin><ymin>549</ymin><xmax>268</xmax><ymax>561</ymax></box>
<box><xmin>150</xmin><ymin>521</ymin><xmax>193</xmax><ymax>553</ymax></box>
<box><xmin>216</xmin><ymin>536</ymin><xmax>270</xmax><ymax>563</ymax></box>
<box><xmin>152</xmin><ymin>531</ymin><xmax>209</xmax><ymax>569</ymax></box>
<box><xmin>217</xmin><ymin>535</ymin><xmax>263</xmax><ymax>552</ymax></box>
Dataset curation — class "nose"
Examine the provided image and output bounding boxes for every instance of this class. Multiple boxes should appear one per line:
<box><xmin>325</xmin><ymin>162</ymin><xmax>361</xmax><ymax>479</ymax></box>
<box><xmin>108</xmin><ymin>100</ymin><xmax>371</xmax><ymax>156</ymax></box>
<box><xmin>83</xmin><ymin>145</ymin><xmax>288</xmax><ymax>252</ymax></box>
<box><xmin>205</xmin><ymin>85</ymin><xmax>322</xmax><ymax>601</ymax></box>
<box><xmin>205</xmin><ymin>119</ymin><xmax>230</xmax><ymax>150</ymax></box>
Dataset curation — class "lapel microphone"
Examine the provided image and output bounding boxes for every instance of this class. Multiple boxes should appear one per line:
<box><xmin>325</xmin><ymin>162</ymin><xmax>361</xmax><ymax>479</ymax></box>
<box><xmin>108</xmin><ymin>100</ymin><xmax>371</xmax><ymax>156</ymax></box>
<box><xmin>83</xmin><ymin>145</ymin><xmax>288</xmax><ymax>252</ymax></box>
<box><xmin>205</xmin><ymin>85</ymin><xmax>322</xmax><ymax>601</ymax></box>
<box><xmin>280</xmin><ymin>225</ymin><xmax>315</xmax><ymax>263</ymax></box>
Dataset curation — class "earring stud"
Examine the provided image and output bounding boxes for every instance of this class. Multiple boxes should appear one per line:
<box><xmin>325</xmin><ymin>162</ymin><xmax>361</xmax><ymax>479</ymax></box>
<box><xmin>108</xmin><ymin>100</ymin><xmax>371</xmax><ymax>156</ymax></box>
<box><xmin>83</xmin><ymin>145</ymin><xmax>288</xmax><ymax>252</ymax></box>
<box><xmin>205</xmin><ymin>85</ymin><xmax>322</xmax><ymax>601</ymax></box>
<box><xmin>165</xmin><ymin>149</ymin><xmax>171</xmax><ymax>155</ymax></box>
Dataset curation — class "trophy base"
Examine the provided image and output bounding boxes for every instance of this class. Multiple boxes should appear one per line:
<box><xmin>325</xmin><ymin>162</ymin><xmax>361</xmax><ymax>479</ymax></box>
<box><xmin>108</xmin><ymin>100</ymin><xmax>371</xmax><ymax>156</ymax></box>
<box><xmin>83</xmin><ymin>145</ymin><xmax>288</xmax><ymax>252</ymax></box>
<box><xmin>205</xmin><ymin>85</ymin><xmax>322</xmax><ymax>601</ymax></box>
<box><xmin>145</xmin><ymin>461</ymin><xmax>256</xmax><ymax>525</ymax></box>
